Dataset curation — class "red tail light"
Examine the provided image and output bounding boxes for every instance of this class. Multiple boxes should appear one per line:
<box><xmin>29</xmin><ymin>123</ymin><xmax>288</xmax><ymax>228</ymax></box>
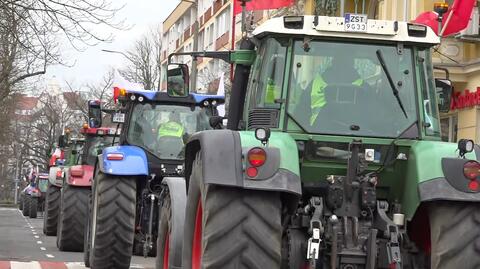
<box><xmin>247</xmin><ymin>148</ymin><xmax>266</xmax><ymax>167</ymax></box>
<box><xmin>107</xmin><ymin>153</ymin><xmax>124</xmax><ymax>161</ymax></box>
<box><xmin>70</xmin><ymin>167</ymin><xmax>84</xmax><ymax>177</ymax></box>
<box><xmin>463</xmin><ymin>161</ymin><xmax>480</xmax><ymax>180</ymax></box>
<box><xmin>56</xmin><ymin>170</ymin><xmax>63</xmax><ymax>178</ymax></box>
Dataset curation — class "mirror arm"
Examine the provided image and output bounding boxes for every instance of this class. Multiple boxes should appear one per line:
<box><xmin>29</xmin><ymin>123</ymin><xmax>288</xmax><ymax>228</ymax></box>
<box><xmin>434</xmin><ymin>66</ymin><xmax>450</xmax><ymax>80</ymax></box>
<box><xmin>168</xmin><ymin>51</ymin><xmax>232</xmax><ymax>64</ymax></box>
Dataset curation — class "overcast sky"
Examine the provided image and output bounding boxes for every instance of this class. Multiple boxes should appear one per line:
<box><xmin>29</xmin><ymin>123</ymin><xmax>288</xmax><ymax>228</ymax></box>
<box><xmin>45</xmin><ymin>0</ymin><xmax>179</xmax><ymax>89</ymax></box>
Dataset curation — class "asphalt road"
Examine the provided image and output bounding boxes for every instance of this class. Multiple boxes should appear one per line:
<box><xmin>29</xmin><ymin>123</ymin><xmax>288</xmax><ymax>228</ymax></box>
<box><xmin>0</xmin><ymin>207</ymin><xmax>155</xmax><ymax>269</ymax></box>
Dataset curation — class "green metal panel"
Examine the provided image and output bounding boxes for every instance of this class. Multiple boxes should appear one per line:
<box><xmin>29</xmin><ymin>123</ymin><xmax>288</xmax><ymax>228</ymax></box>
<box><xmin>238</xmin><ymin>131</ymin><xmax>300</xmax><ymax>176</ymax></box>
<box><xmin>231</xmin><ymin>50</ymin><xmax>256</xmax><ymax>66</ymax></box>
<box><xmin>402</xmin><ymin>140</ymin><xmax>475</xmax><ymax>220</ymax></box>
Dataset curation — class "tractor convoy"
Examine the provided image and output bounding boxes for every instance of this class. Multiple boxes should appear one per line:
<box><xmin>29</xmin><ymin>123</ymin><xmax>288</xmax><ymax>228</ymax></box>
<box><xmin>33</xmin><ymin>9</ymin><xmax>480</xmax><ymax>269</ymax></box>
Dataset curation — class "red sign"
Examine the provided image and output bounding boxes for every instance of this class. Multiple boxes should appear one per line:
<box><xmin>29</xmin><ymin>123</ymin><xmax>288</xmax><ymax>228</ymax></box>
<box><xmin>451</xmin><ymin>88</ymin><xmax>480</xmax><ymax>110</ymax></box>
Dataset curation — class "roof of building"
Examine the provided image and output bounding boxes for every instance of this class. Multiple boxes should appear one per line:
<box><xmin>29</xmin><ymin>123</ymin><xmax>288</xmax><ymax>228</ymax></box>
<box><xmin>16</xmin><ymin>95</ymin><xmax>39</xmax><ymax>110</ymax></box>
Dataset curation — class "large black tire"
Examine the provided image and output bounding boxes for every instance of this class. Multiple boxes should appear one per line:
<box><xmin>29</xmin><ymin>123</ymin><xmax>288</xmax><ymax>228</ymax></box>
<box><xmin>19</xmin><ymin>196</ymin><xmax>23</xmax><ymax>210</ymax></box>
<box><xmin>182</xmin><ymin>153</ymin><xmax>282</xmax><ymax>269</ymax></box>
<box><xmin>29</xmin><ymin>197</ymin><xmax>38</xmax><ymax>218</ymax></box>
<box><xmin>57</xmin><ymin>184</ymin><xmax>90</xmax><ymax>252</ymax></box>
<box><xmin>430</xmin><ymin>201</ymin><xmax>480</xmax><ymax>269</ymax></box>
<box><xmin>156</xmin><ymin>182</ymin><xmax>186</xmax><ymax>269</ymax></box>
<box><xmin>89</xmin><ymin>174</ymin><xmax>136</xmax><ymax>269</ymax></box>
<box><xmin>43</xmin><ymin>184</ymin><xmax>61</xmax><ymax>236</ymax></box>
<box><xmin>22</xmin><ymin>195</ymin><xmax>30</xmax><ymax>216</ymax></box>
<box><xmin>84</xmin><ymin>191</ymin><xmax>92</xmax><ymax>267</ymax></box>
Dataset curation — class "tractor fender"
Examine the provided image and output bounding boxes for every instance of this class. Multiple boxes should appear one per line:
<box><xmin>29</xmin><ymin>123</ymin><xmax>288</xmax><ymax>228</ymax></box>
<box><xmin>161</xmin><ymin>177</ymin><xmax>186</xmax><ymax>264</ymax></box>
<box><xmin>48</xmin><ymin>166</ymin><xmax>63</xmax><ymax>187</ymax></box>
<box><xmin>185</xmin><ymin>129</ymin><xmax>301</xmax><ymax>196</ymax></box>
<box><xmin>64</xmin><ymin>165</ymin><xmax>93</xmax><ymax>187</ymax></box>
<box><xmin>98</xmin><ymin>146</ymin><xmax>149</xmax><ymax>176</ymax></box>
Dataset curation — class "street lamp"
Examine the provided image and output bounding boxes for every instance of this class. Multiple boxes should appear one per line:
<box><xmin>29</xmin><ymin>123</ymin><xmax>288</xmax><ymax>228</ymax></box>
<box><xmin>101</xmin><ymin>49</ymin><xmax>135</xmax><ymax>63</ymax></box>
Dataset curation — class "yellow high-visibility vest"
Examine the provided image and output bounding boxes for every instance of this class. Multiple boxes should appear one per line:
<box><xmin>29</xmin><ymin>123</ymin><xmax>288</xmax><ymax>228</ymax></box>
<box><xmin>310</xmin><ymin>76</ymin><xmax>363</xmax><ymax>125</ymax></box>
<box><xmin>158</xmin><ymin>122</ymin><xmax>184</xmax><ymax>138</ymax></box>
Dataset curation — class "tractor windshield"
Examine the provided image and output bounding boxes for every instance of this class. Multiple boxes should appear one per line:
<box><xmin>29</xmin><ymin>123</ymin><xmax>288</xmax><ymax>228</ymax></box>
<box><xmin>83</xmin><ymin>136</ymin><xmax>115</xmax><ymax>165</ymax></box>
<box><xmin>287</xmin><ymin>40</ymin><xmax>418</xmax><ymax>137</ymax></box>
<box><xmin>127</xmin><ymin>103</ymin><xmax>211</xmax><ymax>160</ymax></box>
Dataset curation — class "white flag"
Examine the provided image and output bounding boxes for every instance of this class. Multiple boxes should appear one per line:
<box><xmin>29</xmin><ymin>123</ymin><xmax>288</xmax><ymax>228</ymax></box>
<box><xmin>113</xmin><ymin>70</ymin><xmax>145</xmax><ymax>90</ymax></box>
<box><xmin>217</xmin><ymin>72</ymin><xmax>226</xmax><ymax>117</ymax></box>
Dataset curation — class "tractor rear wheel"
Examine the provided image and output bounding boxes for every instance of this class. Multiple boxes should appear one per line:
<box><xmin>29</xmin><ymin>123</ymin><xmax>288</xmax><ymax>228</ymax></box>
<box><xmin>29</xmin><ymin>197</ymin><xmax>38</xmax><ymax>218</ymax></box>
<box><xmin>156</xmin><ymin>185</ymin><xmax>186</xmax><ymax>269</ymax></box>
<box><xmin>90</xmin><ymin>174</ymin><xmax>136</xmax><ymax>269</ymax></box>
<box><xmin>19</xmin><ymin>196</ymin><xmax>23</xmax><ymax>210</ymax></box>
<box><xmin>430</xmin><ymin>201</ymin><xmax>480</xmax><ymax>269</ymax></box>
<box><xmin>22</xmin><ymin>195</ymin><xmax>30</xmax><ymax>216</ymax></box>
<box><xmin>57</xmin><ymin>184</ymin><xmax>89</xmax><ymax>251</ymax></box>
<box><xmin>43</xmin><ymin>184</ymin><xmax>61</xmax><ymax>236</ymax></box>
<box><xmin>84</xmin><ymin>191</ymin><xmax>92</xmax><ymax>267</ymax></box>
<box><xmin>182</xmin><ymin>153</ymin><xmax>282</xmax><ymax>269</ymax></box>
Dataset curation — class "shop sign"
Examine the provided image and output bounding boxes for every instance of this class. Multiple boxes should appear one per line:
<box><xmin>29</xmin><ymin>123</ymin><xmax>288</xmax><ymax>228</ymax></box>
<box><xmin>451</xmin><ymin>88</ymin><xmax>480</xmax><ymax>110</ymax></box>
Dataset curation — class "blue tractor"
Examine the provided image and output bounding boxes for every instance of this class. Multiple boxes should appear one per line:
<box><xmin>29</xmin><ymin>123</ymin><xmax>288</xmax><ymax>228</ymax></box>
<box><xmin>83</xmin><ymin>87</ymin><xmax>224</xmax><ymax>269</ymax></box>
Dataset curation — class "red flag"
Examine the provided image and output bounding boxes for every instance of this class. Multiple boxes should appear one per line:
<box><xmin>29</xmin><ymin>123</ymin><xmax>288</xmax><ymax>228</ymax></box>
<box><xmin>413</xmin><ymin>0</ymin><xmax>476</xmax><ymax>36</ymax></box>
<box><xmin>233</xmin><ymin>0</ymin><xmax>294</xmax><ymax>15</ymax></box>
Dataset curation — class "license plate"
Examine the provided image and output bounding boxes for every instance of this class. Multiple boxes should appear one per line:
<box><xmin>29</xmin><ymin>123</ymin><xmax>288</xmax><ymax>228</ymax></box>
<box><xmin>344</xmin><ymin>13</ymin><xmax>368</xmax><ymax>32</ymax></box>
<box><xmin>112</xmin><ymin>113</ymin><xmax>125</xmax><ymax>123</ymax></box>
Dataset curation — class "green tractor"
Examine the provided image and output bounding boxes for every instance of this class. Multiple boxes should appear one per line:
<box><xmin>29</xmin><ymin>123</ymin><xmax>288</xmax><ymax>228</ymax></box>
<box><xmin>160</xmin><ymin>14</ymin><xmax>480</xmax><ymax>269</ymax></box>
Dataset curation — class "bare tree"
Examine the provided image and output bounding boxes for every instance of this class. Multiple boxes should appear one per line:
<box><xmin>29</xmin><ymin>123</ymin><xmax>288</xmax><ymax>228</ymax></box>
<box><xmin>0</xmin><ymin>0</ymin><xmax>125</xmax><ymax>102</ymax></box>
<box><xmin>119</xmin><ymin>28</ymin><xmax>162</xmax><ymax>91</ymax></box>
<box><xmin>65</xmin><ymin>68</ymin><xmax>115</xmax><ymax>121</ymax></box>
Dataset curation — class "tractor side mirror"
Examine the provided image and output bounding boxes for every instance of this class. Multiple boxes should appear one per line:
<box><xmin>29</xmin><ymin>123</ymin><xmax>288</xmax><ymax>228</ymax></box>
<box><xmin>167</xmin><ymin>63</ymin><xmax>189</xmax><ymax>97</ymax></box>
<box><xmin>209</xmin><ymin>116</ymin><xmax>225</xmax><ymax>129</ymax></box>
<box><xmin>435</xmin><ymin>78</ymin><xmax>453</xmax><ymax>113</ymax></box>
<box><xmin>88</xmin><ymin>100</ymin><xmax>102</xmax><ymax>128</ymax></box>
<box><xmin>58</xmin><ymin>135</ymin><xmax>67</xmax><ymax>148</ymax></box>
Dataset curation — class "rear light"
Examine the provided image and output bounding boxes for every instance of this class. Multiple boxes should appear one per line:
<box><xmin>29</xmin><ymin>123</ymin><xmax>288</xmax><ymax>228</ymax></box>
<box><xmin>463</xmin><ymin>161</ymin><xmax>480</xmax><ymax>180</ymax></box>
<box><xmin>247</xmin><ymin>148</ymin><xmax>266</xmax><ymax>167</ymax></box>
<box><xmin>70</xmin><ymin>167</ymin><xmax>84</xmax><ymax>177</ymax></box>
<box><xmin>56</xmin><ymin>170</ymin><xmax>63</xmax><ymax>178</ymax></box>
<box><xmin>107</xmin><ymin>153</ymin><xmax>124</xmax><ymax>161</ymax></box>
<box><xmin>246</xmin><ymin>167</ymin><xmax>258</xmax><ymax>178</ymax></box>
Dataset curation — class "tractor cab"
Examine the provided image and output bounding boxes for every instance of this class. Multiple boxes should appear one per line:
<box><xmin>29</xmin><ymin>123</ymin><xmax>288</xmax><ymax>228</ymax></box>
<box><xmin>107</xmin><ymin>89</ymin><xmax>224</xmax><ymax>176</ymax></box>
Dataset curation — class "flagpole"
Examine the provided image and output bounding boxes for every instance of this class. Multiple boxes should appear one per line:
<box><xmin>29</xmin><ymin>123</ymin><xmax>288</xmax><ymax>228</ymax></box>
<box><xmin>230</xmin><ymin>9</ymin><xmax>236</xmax><ymax>82</ymax></box>
<box><xmin>440</xmin><ymin>2</ymin><xmax>457</xmax><ymax>36</ymax></box>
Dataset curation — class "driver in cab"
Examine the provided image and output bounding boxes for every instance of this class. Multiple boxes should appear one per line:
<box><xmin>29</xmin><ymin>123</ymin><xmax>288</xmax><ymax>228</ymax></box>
<box><xmin>308</xmin><ymin>52</ymin><xmax>365</xmax><ymax>126</ymax></box>
<box><xmin>157</xmin><ymin>112</ymin><xmax>187</xmax><ymax>143</ymax></box>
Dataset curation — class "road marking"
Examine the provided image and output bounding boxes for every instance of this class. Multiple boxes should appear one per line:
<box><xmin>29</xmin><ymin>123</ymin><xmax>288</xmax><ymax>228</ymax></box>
<box><xmin>36</xmin><ymin>241</ymin><xmax>42</xmax><ymax>244</ymax></box>
<box><xmin>45</xmin><ymin>254</ymin><xmax>54</xmax><ymax>258</ymax></box>
<box><xmin>34</xmin><ymin>235</ymin><xmax>39</xmax><ymax>238</ymax></box>
<box><xmin>32</xmin><ymin>231</ymin><xmax>37</xmax><ymax>235</ymax></box>
<box><xmin>40</xmin><ymin>247</ymin><xmax>46</xmax><ymax>251</ymax></box>
<box><xmin>11</xmin><ymin>261</ymin><xmax>42</xmax><ymax>269</ymax></box>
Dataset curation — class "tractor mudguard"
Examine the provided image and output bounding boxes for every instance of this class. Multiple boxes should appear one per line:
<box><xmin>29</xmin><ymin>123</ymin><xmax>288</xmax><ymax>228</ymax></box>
<box><xmin>185</xmin><ymin>130</ymin><xmax>301</xmax><ymax>196</ymax></box>
<box><xmin>161</xmin><ymin>177</ymin><xmax>186</xmax><ymax>263</ymax></box>
<box><xmin>48</xmin><ymin>166</ymin><xmax>63</xmax><ymax>187</ymax></box>
<box><xmin>403</xmin><ymin>140</ymin><xmax>480</xmax><ymax>220</ymax></box>
<box><xmin>98</xmin><ymin>146</ymin><xmax>149</xmax><ymax>176</ymax></box>
<box><xmin>65</xmin><ymin>165</ymin><xmax>93</xmax><ymax>187</ymax></box>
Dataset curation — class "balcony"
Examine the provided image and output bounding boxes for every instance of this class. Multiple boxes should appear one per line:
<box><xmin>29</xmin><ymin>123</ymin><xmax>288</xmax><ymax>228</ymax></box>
<box><xmin>215</xmin><ymin>31</ymin><xmax>230</xmax><ymax>50</ymax></box>
<box><xmin>204</xmin><ymin>7</ymin><xmax>212</xmax><ymax>23</ymax></box>
<box><xmin>184</xmin><ymin>28</ymin><xmax>191</xmax><ymax>40</ymax></box>
<box><xmin>213</xmin><ymin>0</ymin><xmax>222</xmax><ymax>14</ymax></box>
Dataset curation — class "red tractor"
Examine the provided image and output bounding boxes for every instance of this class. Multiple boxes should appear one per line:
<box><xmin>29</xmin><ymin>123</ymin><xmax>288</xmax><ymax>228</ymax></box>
<box><xmin>56</xmin><ymin>125</ymin><xmax>117</xmax><ymax>252</ymax></box>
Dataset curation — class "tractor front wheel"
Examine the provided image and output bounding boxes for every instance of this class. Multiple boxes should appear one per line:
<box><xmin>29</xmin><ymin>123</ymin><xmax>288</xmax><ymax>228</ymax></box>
<box><xmin>29</xmin><ymin>197</ymin><xmax>38</xmax><ymax>218</ymax></box>
<box><xmin>156</xmin><ymin>185</ymin><xmax>186</xmax><ymax>269</ymax></box>
<box><xmin>43</xmin><ymin>184</ymin><xmax>61</xmax><ymax>236</ymax></box>
<box><xmin>22</xmin><ymin>195</ymin><xmax>30</xmax><ymax>216</ymax></box>
<box><xmin>430</xmin><ymin>201</ymin><xmax>480</xmax><ymax>269</ymax></box>
<box><xmin>182</xmin><ymin>153</ymin><xmax>283</xmax><ymax>269</ymax></box>
<box><xmin>90</xmin><ymin>174</ymin><xmax>136</xmax><ymax>269</ymax></box>
<box><xmin>57</xmin><ymin>184</ymin><xmax>89</xmax><ymax>251</ymax></box>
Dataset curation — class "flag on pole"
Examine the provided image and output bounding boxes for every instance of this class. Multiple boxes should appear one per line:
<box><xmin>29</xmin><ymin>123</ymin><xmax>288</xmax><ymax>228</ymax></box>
<box><xmin>217</xmin><ymin>72</ymin><xmax>226</xmax><ymax>117</ymax></box>
<box><xmin>233</xmin><ymin>0</ymin><xmax>295</xmax><ymax>15</ymax></box>
<box><xmin>413</xmin><ymin>0</ymin><xmax>476</xmax><ymax>36</ymax></box>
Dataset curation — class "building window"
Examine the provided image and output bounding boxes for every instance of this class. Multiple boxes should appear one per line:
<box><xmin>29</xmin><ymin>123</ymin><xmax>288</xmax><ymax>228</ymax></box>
<box><xmin>204</xmin><ymin>24</ymin><xmax>214</xmax><ymax>50</ymax></box>
<box><xmin>215</xmin><ymin>8</ymin><xmax>230</xmax><ymax>38</ymax></box>
<box><xmin>441</xmin><ymin>115</ymin><xmax>458</xmax><ymax>142</ymax></box>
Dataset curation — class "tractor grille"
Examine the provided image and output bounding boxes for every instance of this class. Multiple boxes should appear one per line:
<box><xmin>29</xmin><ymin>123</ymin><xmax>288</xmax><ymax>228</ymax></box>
<box><xmin>248</xmin><ymin>108</ymin><xmax>279</xmax><ymax>129</ymax></box>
